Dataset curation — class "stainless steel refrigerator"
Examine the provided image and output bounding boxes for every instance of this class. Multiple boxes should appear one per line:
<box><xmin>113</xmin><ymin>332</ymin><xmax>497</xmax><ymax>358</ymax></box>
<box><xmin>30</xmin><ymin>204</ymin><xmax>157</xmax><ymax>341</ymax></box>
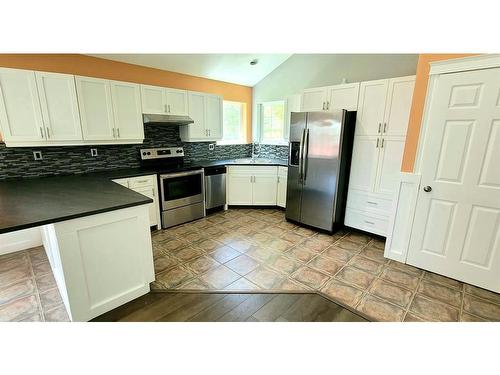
<box><xmin>285</xmin><ymin>110</ymin><xmax>356</xmax><ymax>232</ymax></box>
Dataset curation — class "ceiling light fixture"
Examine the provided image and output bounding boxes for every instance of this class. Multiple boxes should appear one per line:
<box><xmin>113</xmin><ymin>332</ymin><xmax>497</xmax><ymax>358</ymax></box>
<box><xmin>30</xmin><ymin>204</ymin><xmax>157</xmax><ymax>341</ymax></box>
<box><xmin>250</xmin><ymin>59</ymin><xmax>258</xmax><ymax>66</ymax></box>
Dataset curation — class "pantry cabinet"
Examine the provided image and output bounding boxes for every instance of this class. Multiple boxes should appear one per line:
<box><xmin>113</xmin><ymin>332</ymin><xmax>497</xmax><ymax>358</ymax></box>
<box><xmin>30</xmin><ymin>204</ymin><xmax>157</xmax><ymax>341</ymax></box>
<box><xmin>140</xmin><ymin>84</ymin><xmax>188</xmax><ymax>116</ymax></box>
<box><xmin>0</xmin><ymin>68</ymin><xmax>46</xmax><ymax>144</ymax></box>
<box><xmin>301</xmin><ymin>83</ymin><xmax>360</xmax><ymax>112</ymax></box>
<box><xmin>112</xmin><ymin>174</ymin><xmax>160</xmax><ymax>229</ymax></box>
<box><xmin>227</xmin><ymin>166</ymin><xmax>278</xmax><ymax>206</ymax></box>
<box><xmin>180</xmin><ymin>91</ymin><xmax>223</xmax><ymax>141</ymax></box>
<box><xmin>345</xmin><ymin>75</ymin><xmax>415</xmax><ymax>237</ymax></box>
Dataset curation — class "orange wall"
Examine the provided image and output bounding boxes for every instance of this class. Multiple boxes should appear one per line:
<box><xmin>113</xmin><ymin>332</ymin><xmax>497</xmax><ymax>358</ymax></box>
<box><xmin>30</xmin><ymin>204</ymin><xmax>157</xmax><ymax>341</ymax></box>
<box><xmin>0</xmin><ymin>54</ymin><xmax>253</xmax><ymax>142</ymax></box>
<box><xmin>401</xmin><ymin>53</ymin><xmax>478</xmax><ymax>172</ymax></box>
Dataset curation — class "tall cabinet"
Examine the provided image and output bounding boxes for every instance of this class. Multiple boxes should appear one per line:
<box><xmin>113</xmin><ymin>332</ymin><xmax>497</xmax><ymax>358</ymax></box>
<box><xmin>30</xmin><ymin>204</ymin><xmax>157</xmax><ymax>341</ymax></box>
<box><xmin>345</xmin><ymin>75</ymin><xmax>415</xmax><ymax>236</ymax></box>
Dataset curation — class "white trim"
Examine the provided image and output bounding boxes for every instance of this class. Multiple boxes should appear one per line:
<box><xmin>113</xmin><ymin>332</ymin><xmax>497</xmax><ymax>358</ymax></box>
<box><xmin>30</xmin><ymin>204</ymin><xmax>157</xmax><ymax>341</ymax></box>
<box><xmin>384</xmin><ymin>172</ymin><xmax>421</xmax><ymax>263</ymax></box>
<box><xmin>429</xmin><ymin>54</ymin><xmax>500</xmax><ymax>75</ymax></box>
<box><xmin>0</xmin><ymin>227</ymin><xmax>43</xmax><ymax>255</ymax></box>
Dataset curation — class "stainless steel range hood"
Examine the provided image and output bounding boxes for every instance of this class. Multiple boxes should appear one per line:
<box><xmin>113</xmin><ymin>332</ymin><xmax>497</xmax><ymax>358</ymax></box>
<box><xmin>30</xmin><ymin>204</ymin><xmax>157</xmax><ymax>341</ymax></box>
<box><xmin>143</xmin><ymin>113</ymin><xmax>194</xmax><ymax>125</ymax></box>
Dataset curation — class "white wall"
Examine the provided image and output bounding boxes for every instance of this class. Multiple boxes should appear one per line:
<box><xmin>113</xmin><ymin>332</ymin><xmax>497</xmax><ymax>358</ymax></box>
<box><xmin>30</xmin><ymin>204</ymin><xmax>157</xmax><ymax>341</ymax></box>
<box><xmin>252</xmin><ymin>54</ymin><xmax>419</xmax><ymax>136</ymax></box>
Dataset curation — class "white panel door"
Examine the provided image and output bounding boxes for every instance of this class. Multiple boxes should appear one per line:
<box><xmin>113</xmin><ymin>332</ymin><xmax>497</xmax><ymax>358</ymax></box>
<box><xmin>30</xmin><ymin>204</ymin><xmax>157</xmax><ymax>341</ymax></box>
<box><xmin>35</xmin><ymin>72</ymin><xmax>82</xmax><ymax>141</ymax></box>
<box><xmin>356</xmin><ymin>79</ymin><xmax>389</xmax><ymax>136</ymax></box>
<box><xmin>348</xmin><ymin>136</ymin><xmax>380</xmax><ymax>192</ymax></box>
<box><xmin>253</xmin><ymin>175</ymin><xmax>278</xmax><ymax>205</ymax></box>
<box><xmin>227</xmin><ymin>174</ymin><xmax>253</xmax><ymax>205</ymax></box>
<box><xmin>165</xmin><ymin>88</ymin><xmax>188</xmax><ymax>115</ymax></box>
<box><xmin>374</xmin><ymin>138</ymin><xmax>406</xmax><ymax>196</ymax></box>
<box><xmin>110</xmin><ymin>81</ymin><xmax>144</xmax><ymax>140</ymax></box>
<box><xmin>140</xmin><ymin>85</ymin><xmax>166</xmax><ymax>114</ymax></box>
<box><xmin>186</xmin><ymin>91</ymin><xmax>206</xmax><ymax>139</ymax></box>
<box><xmin>327</xmin><ymin>83</ymin><xmax>360</xmax><ymax>111</ymax></box>
<box><xmin>0</xmin><ymin>68</ymin><xmax>45</xmax><ymax>143</ymax></box>
<box><xmin>408</xmin><ymin>68</ymin><xmax>500</xmax><ymax>292</ymax></box>
<box><xmin>76</xmin><ymin>76</ymin><xmax>115</xmax><ymax>141</ymax></box>
<box><xmin>383</xmin><ymin>76</ymin><xmax>415</xmax><ymax>137</ymax></box>
<box><xmin>301</xmin><ymin>87</ymin><xmax>327</xmax><ymax>112</ymax></box>
<box><xmin>205</xmin><ymin>94</ymin><xmax>222</xmax><ymax>140</ymax></box>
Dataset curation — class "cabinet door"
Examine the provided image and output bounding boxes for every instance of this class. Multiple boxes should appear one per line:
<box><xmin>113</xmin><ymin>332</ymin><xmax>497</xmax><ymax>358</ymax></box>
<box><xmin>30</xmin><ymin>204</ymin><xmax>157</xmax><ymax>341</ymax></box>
<box><xmin>186</xmin><ymin>91</ymin><xmax>206</xmax><ymax>139</ymax></box>
<box><xmin>110</xmin><ymin>81</ymin><xmax>144</xmax><ymax>141</ymax></box>
<box><xmin>356</xmin><ymin>79</ymin><xmax>388</xmax><ymax>136</ymax></box>
<box><xmin>327</xmin><ymin>82</ymin><xmax>360</xmax><ymax>111</ymax></box>
<box><xmin>301</xmin><ymin>87</ymin><xmax>327</xmax><ymax>111</ymax></box>
<box><xmin>0</xmin><ymin>68</ymin><xmax>45</xmax><ymax>143</ymax></box>
<box><xmin>374</xmin><ymin>137</ymin><xmax>405</xmax><ymax>196</ymax></box>
<box><xmin>165</xmin><ymin>88</ymin><xmax>188</xmax><ymax>115</ymax></box>
<box><xmin>227</xmin><ymin>174</ymin><xmax>253</xmax><ymax>205</ymax></box>
<box><xmin>35</xmin><ymin>72</ymin><xmax>82</xmax><ymax>141</ymax></box>
<box><xmin>383</xmin><ymin>76</ymin><xmax>415</xmax><ymax>137</ymax></box>
<box><xmin>131</xmin><ymin>186</ymin><xmax>158</xmax><ymax>227</ymax></box>
<box><xmin>205</xmin><ymin>94</ymin><xmax>222</xmax><ymax>140</ymax></box>
<box><xmin>76</xmin><ymin>76</ymin><xmax>115</xmax><ymax>141</ymax></box>
<box><xmin>348</xmin><ymin>136</ymin><xmax>380</xmax><ymax>192</ymax></box>
<box><xmin>140</xmin><ymin>85</ymin><xmax>166</xmax><ymax>114</ymax></box>
<box><xmin>277</xmin><ymin>175</ymin><xmax>287</xmax><ymax>208</ymax></box>
<box><xmin>253</xmin><ymin>174</ymin><xmax>278</xmax><ymax>205</ymax></box>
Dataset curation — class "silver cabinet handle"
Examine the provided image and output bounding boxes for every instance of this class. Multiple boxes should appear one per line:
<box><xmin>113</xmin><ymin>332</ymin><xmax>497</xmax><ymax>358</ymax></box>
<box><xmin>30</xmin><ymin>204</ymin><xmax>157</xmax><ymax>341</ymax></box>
<box><xmin>383</xmin><ymin>123</ymin><xmax>387</xmax><ymax>133</ymax></box>
<box><xmin>46</xmin><ymin>127</ymin><xmax>50</xmax><ymax>139</ymax></box>
<box><xmin>322</xmin><ymin>102</ymin><xmax>325</xmax><ymax>110</ymax></box>
<box><xmin>168</xmin><ymin>104</ymin><xmax>171</xmax><ymax>113</ymax></box>
<box><xmin>209</xmin><ymin>129</ymin><xmax>211</xmax><ymax>136</ymax></box>
<box><xmin>364</xmin><ymin>220</ymin><xmax>375</xmax><ymax>225</ymax></box>
<box><xmin>112</xmin><ymin>128</ymin><xmax>116</xmax><ymax>138</ymax></box>
<box><xmin>117</xmin><ymin>128</ymin><xmax>120</xmax><ymax>138</ymax></box>
<box><xmin>40</xmin><ymin>127</ymin><xmax>44</xmax><ymax>139</ymax></box>
<box><xmin>164</xmin><ymin>104</ymin><xmax>168</xmax><ymax>113</ymax></box>
<box><xmin>381</xmin><ymin>138</ymin><xmax>384</xmax><ymax>148</ymax></box>
<box><xmin>378</xmin><ymin>123</ymin><xmax>381</xmax><ymax>133</ymax></box>
<box><xmin>277</xmin><ymin>176</ymin><xmax>280</xmax><ymax>183</ymax></box>
<box><xmin>326</xmin><ymin>101</ymin><xmax>330</xmax><ymax>110</ymax></box>
<box><xmin>376</xmin><ymin>138</ymin><xmax>379</xmax><ymax>148</ymax></box>
<box><xmin>366</xmin><ymin>201</ymin><xmax>378</xmax><ymax>205</ymax></box>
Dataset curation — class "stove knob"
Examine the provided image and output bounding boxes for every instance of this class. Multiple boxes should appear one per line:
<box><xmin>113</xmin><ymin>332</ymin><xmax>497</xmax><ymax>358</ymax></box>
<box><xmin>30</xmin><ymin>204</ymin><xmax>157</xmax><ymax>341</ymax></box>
<box><xmin>142</xmin><ymin>152</ymin><xmax>146</xmax><ymax>156</ymax></box>
<box><xmin>147</xmin><ymin>152</ymin><xmax>151</xmax><ymax>155</ymax></box>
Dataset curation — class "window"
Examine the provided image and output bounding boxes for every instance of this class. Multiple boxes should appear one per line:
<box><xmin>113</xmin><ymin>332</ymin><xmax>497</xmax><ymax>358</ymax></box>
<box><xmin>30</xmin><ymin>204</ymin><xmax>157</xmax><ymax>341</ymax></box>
<box><xmin>260</xmin><ymin>100</ymin><xmax>286</xmax><ymax>144</ymax></box>
<box><xmin>219</xmin><ymin>101</ymin><xmax>247</xmax><ymax>144</ymax></box>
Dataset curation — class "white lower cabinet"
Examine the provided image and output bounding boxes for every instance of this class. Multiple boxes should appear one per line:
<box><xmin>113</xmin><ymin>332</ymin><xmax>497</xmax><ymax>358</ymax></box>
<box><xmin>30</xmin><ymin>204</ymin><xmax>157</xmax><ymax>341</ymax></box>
<box><xmin>112</xmin><ymin>175</ymin><xmax>160</xmax><ymax>228</ymax></box>
<box><xmin>277</xmin><ymin>166</ymin><xmax>288</xmax><ymax>208</ymax></box>
<box><xmin>227</xmin><ymin>166</ymin><xmax>279</xmax><ymax>206</ymax></box>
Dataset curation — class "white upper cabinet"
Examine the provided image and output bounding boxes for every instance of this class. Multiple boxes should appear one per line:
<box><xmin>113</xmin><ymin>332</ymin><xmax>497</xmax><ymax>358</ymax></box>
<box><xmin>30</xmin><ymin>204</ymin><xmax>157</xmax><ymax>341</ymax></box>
<box><xmin>35</xmin><ymin>72</ymin><xmax>82</xmax><ymax>141</ymax></box>
<box><xmin>140</xmin><ymin>84</ymin><xmax>188</xmax><ymax>115</ymax></box>
<box><xmin>165</xmin><ymin>88</ymin><xmax>188</xmax><ymax>115</ymax></box>
<box><xmin>205</xmin><ymin>94</ymin><xmax>222</xmax><ymax>140</ymax></box>
<box><xmin>327</xmin><ymin>83</ymin><xmax>360</xmax><ymax>111</ymax></box>
<box><xmin>140</xmin><ymin>85</ymin><xmax>165</xmax><ymax>114</ymax></box>
<box><xmin>180</xmin><ymin>91</ymin><xmax>223</xmax><ymax>141</ymax></box>
<box><xmin>382</xmin><ymin>76</ymin><xmax>415</xmax><ymax>137</ymax></box>
<box><xmin>0</xmin><ymin>68</ymin><xmax>45</xmax><ymax>143</ymax></box>
<box><xmin>76</xmin><ymin>76</ymin><xmax>116</xmax><ymax>141</ymax></box>
<box><xmin>356</xmin><ymin>79</ymin><xmax>389</xmax><ymax>136</ymax></box>
<box><xmin>110</xmin><ymin>81</ymin><xmax>143</xmax><ymax>141</ymax></box>
<box><xmin>301</xmin><ymin>87</ymin><xmax>328</xmax><ymax>111</ymax></box>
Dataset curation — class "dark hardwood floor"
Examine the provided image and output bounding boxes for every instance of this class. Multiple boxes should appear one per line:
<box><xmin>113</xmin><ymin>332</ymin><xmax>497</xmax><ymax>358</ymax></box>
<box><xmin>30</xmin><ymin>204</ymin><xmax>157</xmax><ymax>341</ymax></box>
<box><xmin>92</xmin><ymin>292</ymin><xmax>369</xmax><ymax>322</ymax></box>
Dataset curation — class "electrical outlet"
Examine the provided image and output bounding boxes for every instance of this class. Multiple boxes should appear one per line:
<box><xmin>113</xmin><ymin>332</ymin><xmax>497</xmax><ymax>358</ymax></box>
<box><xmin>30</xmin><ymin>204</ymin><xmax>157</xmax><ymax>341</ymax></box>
<box><xmin>90</xmin><ymin>148</ymin><xmax>98</xmax><ymax>157</ymax></box>
<box><xmin>33</xmin><ymin>151</ymin><xmax>42</xmax><ymax>160</ymax></box>
<box><xmin>208</xmin><ymin>143</ymin><xmax>215</xmax><ymax>151</ymax></box>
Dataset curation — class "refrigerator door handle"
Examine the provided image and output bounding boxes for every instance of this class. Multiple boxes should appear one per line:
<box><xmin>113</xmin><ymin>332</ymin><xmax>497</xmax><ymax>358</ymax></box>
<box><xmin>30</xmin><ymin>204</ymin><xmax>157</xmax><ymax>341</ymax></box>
<box><xmin>303</xmin><ymin>128</ymin><xmax>310</xmax><ymax>182</ymax></box>
<box><xmin>298</xmin><ymin>128</ymin><xmax>306</xmax><ymax>181</ymax></box>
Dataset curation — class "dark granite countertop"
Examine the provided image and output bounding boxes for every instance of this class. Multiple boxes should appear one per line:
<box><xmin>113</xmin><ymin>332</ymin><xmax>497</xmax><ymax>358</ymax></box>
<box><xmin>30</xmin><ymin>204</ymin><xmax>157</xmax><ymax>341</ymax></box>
<box><xmin>0</xmin><ymin>175</ymin><xmax>153</xmax><ymax>234</ymax></box>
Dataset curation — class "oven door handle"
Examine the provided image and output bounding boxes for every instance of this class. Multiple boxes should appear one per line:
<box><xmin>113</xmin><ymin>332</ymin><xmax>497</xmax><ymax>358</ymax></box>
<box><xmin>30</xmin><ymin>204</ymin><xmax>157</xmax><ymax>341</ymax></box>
<box><xmin>160</xmin><ymin>169</ymin><xmax>204</xmax><ymax>179</ymax></box>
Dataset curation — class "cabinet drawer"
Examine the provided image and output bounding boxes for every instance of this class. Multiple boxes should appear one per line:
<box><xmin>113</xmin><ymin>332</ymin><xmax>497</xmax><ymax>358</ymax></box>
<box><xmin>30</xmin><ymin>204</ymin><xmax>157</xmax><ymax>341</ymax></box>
<box><xmin>347</xmin><ymin>190</ymin><xmax>392</xmax><ymax>215</ymax></box>
<box><xmin>344</xmin><ymin>209</ymin><xmax>388</xmax><ymax>237</ymax></box>
<box><xmin>128</xmin><ymin>175</ymin><xmax>156</xmax><ymax>188</ymax></box>
<box><xmin>112</xmin><ymin>178</ymin><xmax>129</xmax><ymax>188</ymax></box>
<box><xmin>228</xmin><ymin>165</ymin><xmax>277</xmax><ymax>176</ymax></box>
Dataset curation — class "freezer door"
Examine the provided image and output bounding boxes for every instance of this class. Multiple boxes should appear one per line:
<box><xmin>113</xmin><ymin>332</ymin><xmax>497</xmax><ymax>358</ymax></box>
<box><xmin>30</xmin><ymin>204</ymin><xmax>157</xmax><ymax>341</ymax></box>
<box><xmin>285</xmin><ymin>112</ymin><xmax>306</xmax><ymax>223</ymax></box>
<box><xmin>299</xmin><ymin>111</ymin><xmax>344</xmax><ymax>231</ymax></box>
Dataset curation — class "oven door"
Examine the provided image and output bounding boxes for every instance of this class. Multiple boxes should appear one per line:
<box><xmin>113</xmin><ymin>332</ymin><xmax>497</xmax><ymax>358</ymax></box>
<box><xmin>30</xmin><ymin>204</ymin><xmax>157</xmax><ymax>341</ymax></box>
<box><xmin>160</xmin><ymin>169</ymin><xmax>205</xmax><ymax>211</ymax></box>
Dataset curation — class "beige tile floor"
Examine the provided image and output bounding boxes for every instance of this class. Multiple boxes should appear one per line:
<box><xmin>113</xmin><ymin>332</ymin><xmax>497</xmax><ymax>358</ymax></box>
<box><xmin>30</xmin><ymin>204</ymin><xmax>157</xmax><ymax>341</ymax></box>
<box><xmin>151</xmin><ymin>208</ymin><xmax>500</xmax><ymax>322</ymax></box>
<box><xmin>0</xmin><ymin>246</ymin><xmax>69</xmax><ymax>322</ymax></box>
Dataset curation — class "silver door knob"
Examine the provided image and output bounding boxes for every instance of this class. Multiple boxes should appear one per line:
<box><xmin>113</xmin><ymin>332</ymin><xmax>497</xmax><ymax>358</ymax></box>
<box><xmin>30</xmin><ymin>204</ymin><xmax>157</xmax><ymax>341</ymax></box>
<box><xmin>423</xmin><ymin>186</ymin><xmax>432</xmax><ymax>192</ymax></box>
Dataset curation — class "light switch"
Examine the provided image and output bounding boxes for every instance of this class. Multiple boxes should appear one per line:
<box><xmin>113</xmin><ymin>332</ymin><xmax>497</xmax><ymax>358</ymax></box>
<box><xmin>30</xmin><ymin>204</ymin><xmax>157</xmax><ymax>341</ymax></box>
<box><xmin>209</xmin><ymin>144</ymin><xmax>215</xmax><ymax>151</ymax></box>
<box><xmin>33</xmin><ymin>151</ymin><xmax>42</xmax><ymax>160</ymax></box>
<box><xmin>91</xmin><ymin>148</ymin><xmax>98</xmax><ymax>157</ymax></box>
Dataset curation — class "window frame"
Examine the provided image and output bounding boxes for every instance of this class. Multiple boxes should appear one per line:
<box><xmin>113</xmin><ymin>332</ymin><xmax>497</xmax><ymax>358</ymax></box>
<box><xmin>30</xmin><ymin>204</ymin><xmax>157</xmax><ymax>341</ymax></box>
<box><xmin>217</xmin><ymin>100</ymin><xmax>247</xmax><ymax>145</ymax></box>
<box><xmin>258</xmin><ymin>100</ymin><xmax>288</xmax><ymax>145</ymax></box>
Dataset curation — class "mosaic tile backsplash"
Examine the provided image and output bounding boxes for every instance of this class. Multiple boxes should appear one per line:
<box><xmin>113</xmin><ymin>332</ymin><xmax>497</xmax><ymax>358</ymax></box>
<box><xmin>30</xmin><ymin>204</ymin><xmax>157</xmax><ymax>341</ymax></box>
<box><xmin>0</xmin><ymin>125</ymin><xmax>289</xmax><ymax>180</ymax></box>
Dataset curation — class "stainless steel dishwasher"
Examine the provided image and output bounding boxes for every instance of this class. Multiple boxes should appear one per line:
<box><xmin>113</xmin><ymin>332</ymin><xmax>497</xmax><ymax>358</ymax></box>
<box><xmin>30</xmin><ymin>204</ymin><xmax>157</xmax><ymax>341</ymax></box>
<box><xmin>204</xmin><ymin>166</ymin><xmax>226</xmax><ymax>210</ymax></box>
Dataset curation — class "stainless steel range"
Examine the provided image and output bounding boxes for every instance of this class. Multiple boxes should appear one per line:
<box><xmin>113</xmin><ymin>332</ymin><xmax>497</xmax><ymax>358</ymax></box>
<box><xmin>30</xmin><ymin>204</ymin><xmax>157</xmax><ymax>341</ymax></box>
<box><xmin>140</xmin><ymin>147</ymin><xmax>205</xmax><ymax>228</ymax></box>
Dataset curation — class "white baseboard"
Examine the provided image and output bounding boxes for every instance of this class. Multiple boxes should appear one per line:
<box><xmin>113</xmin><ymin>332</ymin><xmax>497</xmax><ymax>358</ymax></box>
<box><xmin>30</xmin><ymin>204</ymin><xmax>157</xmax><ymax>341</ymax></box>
<box><xmin>0</xmin><ymin>227</ymin><xmax>43</xmax><ymax>256</ymax></box>
<box><xmin>384</xmin><ymin>173</ymin><xmax>421</xmax><ymax>263</ymax></box>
